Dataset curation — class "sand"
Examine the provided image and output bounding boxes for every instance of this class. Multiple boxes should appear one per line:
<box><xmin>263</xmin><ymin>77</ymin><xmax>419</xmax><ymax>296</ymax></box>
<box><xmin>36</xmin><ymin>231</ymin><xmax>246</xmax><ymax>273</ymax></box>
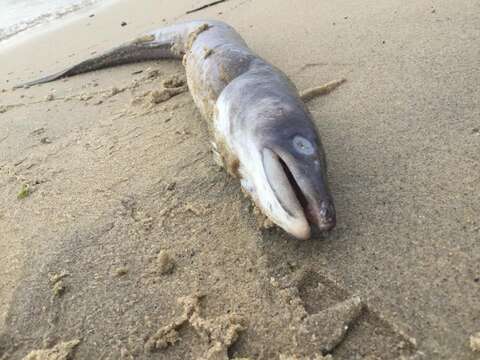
<box><xmin>0</xmin><ymin>0</ymin><xmax>479</xmax><ymax>359</ymax></box>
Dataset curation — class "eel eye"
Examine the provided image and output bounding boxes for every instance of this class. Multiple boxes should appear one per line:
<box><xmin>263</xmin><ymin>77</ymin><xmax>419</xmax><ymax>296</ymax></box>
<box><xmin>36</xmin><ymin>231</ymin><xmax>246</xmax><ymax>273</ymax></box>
<box><xmin>293</xmin><ymin>135</ymin><xmax>314</xmax><ymax>155</ymax></box>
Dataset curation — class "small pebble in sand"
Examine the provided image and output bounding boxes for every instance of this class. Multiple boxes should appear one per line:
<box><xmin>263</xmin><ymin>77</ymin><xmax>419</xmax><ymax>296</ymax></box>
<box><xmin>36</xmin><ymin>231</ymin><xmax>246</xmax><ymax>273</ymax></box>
<box><xmin>157</xmin><ymin>250</ymin><xmax>175</xmax><ymax>274</ymax></box>
<box><xmin>104</xmin><ymin>86</ymin><xmax>123</xmax><ymax>98</ymax></box>
<box><xmin>49</xmin><ymin>271</ymin><xmax>69</xmax><ymax>297</ymax></box>
<box><xmin>49</xmin><ymin>271</ymin><xmax>69</xmax><ymax>284</ymax></box>
<box><xmin>79</xmin><ymin>93</ymin><xmax>93</xmax><ymax>101</ymax></box>
<box><xmin>270</xmin><ymin>277</ymin><xmax>279</xmax><ymax>288</ymax></box>
<box><xmin>115</xmin><ymin>267</ymin><xmax>129</xmax><ymax>277</ymax></box>
<box><xmin>52</xmin><ymin>280</ymin><xmax>66</xmax><ymax>297</ymax></box>
<box><xmin>471</xmin><ymin>332</ymin><xmax>480</xmax><ymax>352</ymax></box>
<box><xmin>17</xmin><ymin>183</ymin><xmax>30</xmax><ymax>199</ymax></box>
<box><xmin>40</xmin><ymin>137</ymin><xmax>52</xmax><ymax>144</ymax></box>
<box><xmin>121</xmin><ymin>21</ymin><xmax>128</xmax><ymax>27</ymax></box>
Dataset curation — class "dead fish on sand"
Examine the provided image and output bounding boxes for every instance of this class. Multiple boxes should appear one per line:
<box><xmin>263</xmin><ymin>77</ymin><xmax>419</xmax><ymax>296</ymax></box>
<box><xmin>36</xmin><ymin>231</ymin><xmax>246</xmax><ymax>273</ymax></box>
<box><xmin>19</xmin><ymin>20</ymin><xmax>343</xmax><ymax>239</ymax></box>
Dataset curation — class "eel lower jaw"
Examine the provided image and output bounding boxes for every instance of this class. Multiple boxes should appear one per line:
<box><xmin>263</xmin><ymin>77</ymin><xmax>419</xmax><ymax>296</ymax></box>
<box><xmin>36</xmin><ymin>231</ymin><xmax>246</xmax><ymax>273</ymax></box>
<box><xmin>262</xmin><ymin>148</ymin><xmax>311</xmax><ymax>239</ymax></box>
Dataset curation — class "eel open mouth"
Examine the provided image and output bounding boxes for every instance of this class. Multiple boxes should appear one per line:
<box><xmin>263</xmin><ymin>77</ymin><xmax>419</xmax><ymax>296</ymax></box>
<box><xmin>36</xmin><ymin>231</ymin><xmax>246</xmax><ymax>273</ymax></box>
<box><xmin>262</xmin><ymin>148</ymin><xmax>335</xmax><ymax>239</ymax></box>
<box><xmin>277</xmin><ymin>156</ymin><xmax>315</xmax><ymax>224</ymax></box>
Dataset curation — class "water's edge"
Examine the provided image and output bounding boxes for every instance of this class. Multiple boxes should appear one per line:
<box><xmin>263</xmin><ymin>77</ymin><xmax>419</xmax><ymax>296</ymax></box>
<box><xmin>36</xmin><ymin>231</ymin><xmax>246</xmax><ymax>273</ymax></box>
<box><xmin>0</xmin><ymin>0</ymin><xmax>105</xmax><ymax>44</ymax></box>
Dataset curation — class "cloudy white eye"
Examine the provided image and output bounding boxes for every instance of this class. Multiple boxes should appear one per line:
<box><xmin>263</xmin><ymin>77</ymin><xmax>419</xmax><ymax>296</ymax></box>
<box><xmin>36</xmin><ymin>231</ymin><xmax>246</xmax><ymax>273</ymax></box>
<box><xmin>293</xmin><ymin>135</ymin><xmax>314</xmax><ymax>155</ymax></box>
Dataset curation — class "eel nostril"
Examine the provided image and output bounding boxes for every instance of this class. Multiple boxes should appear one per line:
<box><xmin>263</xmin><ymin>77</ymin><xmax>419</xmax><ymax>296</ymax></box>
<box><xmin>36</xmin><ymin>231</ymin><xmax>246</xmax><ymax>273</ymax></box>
<box><xmin>320</xmin><ymin>201</ymin><xmax>335</xmax><ymax>222</ymax></box>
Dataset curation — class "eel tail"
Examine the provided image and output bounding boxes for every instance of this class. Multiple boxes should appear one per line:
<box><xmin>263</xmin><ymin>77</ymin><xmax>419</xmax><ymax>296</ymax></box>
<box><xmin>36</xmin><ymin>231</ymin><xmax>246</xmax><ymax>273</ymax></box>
<box><xmin>15</xmin><ymin>22</ymin><xmax>203</xmax><ymax>88</ymax></box>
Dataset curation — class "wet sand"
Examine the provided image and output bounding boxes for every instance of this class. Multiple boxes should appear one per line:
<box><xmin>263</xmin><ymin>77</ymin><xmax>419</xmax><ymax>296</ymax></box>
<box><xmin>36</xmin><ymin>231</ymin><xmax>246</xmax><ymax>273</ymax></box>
<box><xmin>0</xmin><ymin>0</ymin><xmax>479</xmax><ymax>359</ymax></box>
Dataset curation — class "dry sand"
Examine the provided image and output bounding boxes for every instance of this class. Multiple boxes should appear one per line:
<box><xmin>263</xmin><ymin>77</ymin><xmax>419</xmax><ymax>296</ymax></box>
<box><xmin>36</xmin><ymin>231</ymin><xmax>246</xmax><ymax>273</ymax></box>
<box><xmin>0</xmin><ymin>0</ymin><xmax>479</xmax><ymax>359</ymax></box>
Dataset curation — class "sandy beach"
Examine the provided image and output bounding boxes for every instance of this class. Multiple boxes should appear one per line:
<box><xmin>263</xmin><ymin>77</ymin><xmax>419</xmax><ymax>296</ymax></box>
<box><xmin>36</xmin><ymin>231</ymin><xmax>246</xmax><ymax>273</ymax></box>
<box><xmin>0</xmin><ymin>0</ymin><xmax>479</xmax><ymax>359</ymax></box>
